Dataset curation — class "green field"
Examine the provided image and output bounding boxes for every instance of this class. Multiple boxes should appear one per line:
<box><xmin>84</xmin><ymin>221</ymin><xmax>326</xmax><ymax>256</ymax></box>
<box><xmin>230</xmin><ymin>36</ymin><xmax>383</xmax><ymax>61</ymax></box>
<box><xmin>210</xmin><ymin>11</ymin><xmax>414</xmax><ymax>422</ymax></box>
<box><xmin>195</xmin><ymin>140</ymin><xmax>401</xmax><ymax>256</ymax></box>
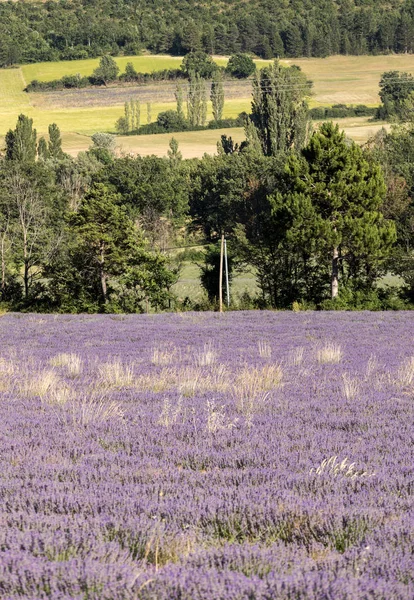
<box><xmin>1</xmin><ymin>54</ymin><xmax>413</xmax><ymax>155</ymax></box>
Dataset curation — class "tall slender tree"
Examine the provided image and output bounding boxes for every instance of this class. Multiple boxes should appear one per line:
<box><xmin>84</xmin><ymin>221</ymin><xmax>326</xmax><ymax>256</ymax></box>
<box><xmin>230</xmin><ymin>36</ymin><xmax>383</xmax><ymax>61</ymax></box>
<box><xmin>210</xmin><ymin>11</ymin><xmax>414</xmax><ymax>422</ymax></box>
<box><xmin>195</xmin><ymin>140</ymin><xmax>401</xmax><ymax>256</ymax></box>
<box><xmin>210</xmin><ymin>72</ymin><xmax>225</xmax><ymax>122</ymax></box>
<box><xmin>5</xmin><ymin>114</ymin><xmax>37</xmax><ymax>163</ymax></box>
<box><xmin>249</xmin><ymin>61</ymin><xmax>311</xmax><ymax>156</ymax></box>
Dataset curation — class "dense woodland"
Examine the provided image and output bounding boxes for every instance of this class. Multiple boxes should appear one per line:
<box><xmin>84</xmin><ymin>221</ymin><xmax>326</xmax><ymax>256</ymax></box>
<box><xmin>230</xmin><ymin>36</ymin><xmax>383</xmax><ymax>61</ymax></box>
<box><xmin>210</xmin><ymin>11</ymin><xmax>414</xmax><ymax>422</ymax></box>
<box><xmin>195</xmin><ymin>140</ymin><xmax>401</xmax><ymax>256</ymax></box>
<box><xmin>2</xmin><ymin>0</ymin><xmax>414</xmax><ymax>66</ymax></box>
<box><xmin>1</xmin><ymin>62</ymin><xmax>414</xmax><ymax>313</ymax></box>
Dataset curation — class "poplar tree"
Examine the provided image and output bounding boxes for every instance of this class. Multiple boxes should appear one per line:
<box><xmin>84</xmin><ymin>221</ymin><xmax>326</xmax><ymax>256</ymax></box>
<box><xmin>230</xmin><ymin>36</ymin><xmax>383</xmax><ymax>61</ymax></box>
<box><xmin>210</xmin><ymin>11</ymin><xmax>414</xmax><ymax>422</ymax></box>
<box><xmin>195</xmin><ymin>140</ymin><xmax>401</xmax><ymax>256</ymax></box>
<box><xmin>175</xmin><ymin>84</ymin><xmax>185</xmax><ymax>120</ymax></box>
<box><xmin>249</xmin><ymin>61</ymin><xmax>311</xmax><ymax>156</ymax></box>
<box><xmin>5</xmin><ymin>114</ymin><xmax>37</xmax><ymax>162</ymax></box>
<box><xmin>48</xmin><ymin>123</ymin><xmax>64</xmax><ymax>159</ymax></box>
<box><xmin>187</xmin><ymin>73</ymin><xmax>207</xmax><ymax>127</ymax></box>
<box><xmin>210</xmin><ymin>72</ymin><xmax>224</xmax><ymax>122</ymax></box>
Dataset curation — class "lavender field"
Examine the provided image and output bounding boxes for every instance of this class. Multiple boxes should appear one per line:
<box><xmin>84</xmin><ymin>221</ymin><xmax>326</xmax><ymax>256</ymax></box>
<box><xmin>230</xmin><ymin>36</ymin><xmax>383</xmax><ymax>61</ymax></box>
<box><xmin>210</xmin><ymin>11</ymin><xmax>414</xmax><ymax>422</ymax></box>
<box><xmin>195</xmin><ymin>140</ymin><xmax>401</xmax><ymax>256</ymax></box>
<box><xmin>0</xmin><ymin>311</ymin><xmax>413</xmax><ymax>599</ymax></box>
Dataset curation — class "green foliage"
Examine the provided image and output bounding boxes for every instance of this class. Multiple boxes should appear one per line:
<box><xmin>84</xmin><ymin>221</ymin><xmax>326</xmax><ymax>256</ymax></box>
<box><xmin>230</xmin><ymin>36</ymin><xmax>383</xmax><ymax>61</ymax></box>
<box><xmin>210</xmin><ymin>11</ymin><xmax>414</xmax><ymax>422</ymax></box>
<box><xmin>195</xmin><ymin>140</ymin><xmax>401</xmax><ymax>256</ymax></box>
<box><xmin>199</xmin><ymin>242</ymin><xmax>235</xmax><ymax>304</ymax></box>
<box><xmin>225</xmin><ymin>54</ymin><xmax>256</xmax><ymax>79</ymax></box>
<box><xmin>5</xmin><ymin>115</ymin><xmax>37</xmax><ymax>163</ymax></box>
<box><xmin>156</xmin><ymin>110</ymin><xmax>188</xmax><ymax>132</ymax></box>
<box><xmin>281</xmin><ymin>122</ymin><xmax>396</xmax><ymax>299</ymax></box>
<box><xmin>376</xmin><ymin>70</ymin><xmax>414</xmax><ymax>120</ymax></box>
<box><xmin>48</xmin><ymin>183</ymin><xmax>176</xmax><ymax>312</ymax></box>
<box><xmin>48</xmin><ymin>124</ymin><xmax>64</xmax><ymax>160</ymax></box>
<box><xmin>187</xmin><ymin>74</ymin><xmax>208</xmax><ymax>127</ymax></box>
<box><xmin>91</xmin><ymin>55</ymin><xmax>120</xmax><ymax>85</ymax></box>
<box><xmin>210</xmin><ymin>72</ymin><xmax>225</xmax><ymax>122</ymax></box>
<box><xmin>2</xmin><ymin>0</ymin><xmax>414</xmax><ymax>68</ymax></box>
<box><xmin>249</xmin><ymin>61</ymin><xmax>311</xmax><ymax>156</ymax></box>
<box><xmin>180</xmin><ymin>51</ymin><xmax>217</xmax><ymax>79</ymax></box>
<box><xmin>310</xmin><ymin>105</ymin><xmax>375</xmax><ymax>120</ymax></box>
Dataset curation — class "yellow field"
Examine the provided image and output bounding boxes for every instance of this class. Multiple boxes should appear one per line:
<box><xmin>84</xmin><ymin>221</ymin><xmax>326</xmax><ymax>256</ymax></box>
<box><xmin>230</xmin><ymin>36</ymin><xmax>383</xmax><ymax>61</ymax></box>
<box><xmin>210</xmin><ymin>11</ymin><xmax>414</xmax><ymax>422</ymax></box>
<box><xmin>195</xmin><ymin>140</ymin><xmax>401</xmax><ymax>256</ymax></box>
<box><xmin>1</xmin><ymin>54</ymin><xmax>412</xmax><ymax>155</ymax></box>
<box><xmin>21</xmin><ymin>55</ymin><xmax>229</xmax><ymax>83</ymax></box>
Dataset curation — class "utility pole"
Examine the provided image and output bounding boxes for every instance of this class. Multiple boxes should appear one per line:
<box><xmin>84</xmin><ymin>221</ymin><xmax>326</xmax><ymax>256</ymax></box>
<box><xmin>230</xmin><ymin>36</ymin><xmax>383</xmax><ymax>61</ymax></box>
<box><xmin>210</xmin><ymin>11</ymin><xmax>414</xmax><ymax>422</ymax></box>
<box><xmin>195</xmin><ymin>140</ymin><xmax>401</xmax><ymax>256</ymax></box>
<box><xmin>224</xmin><ymin>238</ymin><xmax>230</xmax><ymax>308</ymax></box>
<box><xmin>219</xmin><ymin>233</ymin><xmax>224</xmax><ymax>313</ymax></box>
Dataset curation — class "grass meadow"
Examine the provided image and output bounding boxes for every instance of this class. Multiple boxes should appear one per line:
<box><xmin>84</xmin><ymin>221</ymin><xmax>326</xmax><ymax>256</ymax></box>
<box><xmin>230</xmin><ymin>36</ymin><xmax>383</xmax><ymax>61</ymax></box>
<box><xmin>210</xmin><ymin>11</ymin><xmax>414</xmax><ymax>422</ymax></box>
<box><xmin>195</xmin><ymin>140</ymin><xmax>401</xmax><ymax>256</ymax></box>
<box><xmin>0</xmin><ymin>311</ymin><xmax>412</xmax><ymax>599</ymax></box>
<box><xmin>0</xmin><ymin>54</ymin><xmax>412</xmax><ymax>155</ymax></box>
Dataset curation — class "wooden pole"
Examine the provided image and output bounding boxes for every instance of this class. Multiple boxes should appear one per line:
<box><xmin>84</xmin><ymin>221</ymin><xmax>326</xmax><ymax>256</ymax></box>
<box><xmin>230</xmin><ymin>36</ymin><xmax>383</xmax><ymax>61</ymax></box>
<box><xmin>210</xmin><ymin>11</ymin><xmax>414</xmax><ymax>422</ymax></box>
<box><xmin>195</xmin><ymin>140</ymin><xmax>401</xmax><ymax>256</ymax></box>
<box><xmin>219</xmin><ymin>233</ymin><xmax>224</xmax><ymax>313</ymax></box>
<box><xmin>224</xmin><ymin>238</ymin><xmax>230</xmax><ymax>307</ymax></box>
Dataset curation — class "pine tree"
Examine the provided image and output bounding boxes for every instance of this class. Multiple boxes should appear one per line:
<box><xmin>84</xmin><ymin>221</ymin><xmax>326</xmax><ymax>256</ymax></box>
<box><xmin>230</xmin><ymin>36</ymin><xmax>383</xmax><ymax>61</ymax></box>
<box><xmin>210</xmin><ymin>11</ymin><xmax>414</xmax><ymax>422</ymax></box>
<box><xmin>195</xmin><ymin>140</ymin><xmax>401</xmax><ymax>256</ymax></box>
<box><xmin>283</xmin><ymin>122</ymin><xmax>396</xmax><ymax>299</ymax></box>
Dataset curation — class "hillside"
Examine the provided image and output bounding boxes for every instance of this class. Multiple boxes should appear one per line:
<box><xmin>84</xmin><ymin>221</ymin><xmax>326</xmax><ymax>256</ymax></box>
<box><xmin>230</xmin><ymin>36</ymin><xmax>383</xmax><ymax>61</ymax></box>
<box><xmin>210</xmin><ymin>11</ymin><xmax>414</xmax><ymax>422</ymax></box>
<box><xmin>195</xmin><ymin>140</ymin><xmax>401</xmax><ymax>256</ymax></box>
<box><xmin>1</xmin><ymin>0</ymin><xmax>414</xmax><ymax>67</ymax></box>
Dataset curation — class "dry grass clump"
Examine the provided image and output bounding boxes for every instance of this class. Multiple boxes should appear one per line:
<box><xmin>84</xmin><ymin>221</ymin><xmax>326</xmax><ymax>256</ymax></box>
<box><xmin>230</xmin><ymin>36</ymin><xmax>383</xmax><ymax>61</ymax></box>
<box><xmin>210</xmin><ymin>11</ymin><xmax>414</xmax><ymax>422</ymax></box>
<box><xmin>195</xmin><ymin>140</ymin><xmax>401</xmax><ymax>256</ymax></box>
<box><xmin>317</xmin><ymin>343</ymin><xmax>343</xmax><ymax>364</ymax></box>
<box><xmin>287</xmin><ymin>346</ymin><xmax>305</xmax><ymax>367</ymax></box>
<box><xmin>232</xmin><ymin>364</ymin><xmax>283</xmax><ymax>415</ymax></box>
<box><xmin>194</xmin><ymin>342</ymin><xmax>217</xmax><ymax>367</ymax></box>
<box><xmin>310</xmin><ymin>456</ymin><xmax>375</xmax><ymax>479</ymax></box>
<box><xmin>341</xmin><ymin>373</ymin><xmax>360</xmax><ymax>400</ymax></box>
<box><xmin>258</xmin><ymin>340</ymin><xmax>272</xmax><ymax>359</ymax></box>
<box><xmin>44</xmin><ymin>385</ymin><xmax>73</xmax><ymax>406</ymax></box>
<box><xmin>49</xmin><ymin>353</ymin><xmax>82</xmax><ymax>377</ymax></box>
<box><xmin>397</xmin><ymin>356</ymin><xmax>414</xmax><ymax>387</ymax></box>
<box><xmin>69</xmin><ymin>394</ymin><xmax>124</xmax><ymax>427</ymax></box>
<box><xmin>206</xmin><ymin>399</ymin><xmax>237</xmax><ymax>434</ymax></box>
<box><xmin>21</xmin><ymin>369</ymin><xmax>61</xmax><ymax>398</ymax></box>
<box><xmin>177</xmin><ymin>367</ymin><xmax>202</xmax><ymax>397</ymax></box>
<box><xmin>98</xmin><ymin>359</ymin><xmax>134</xmax><ymax>388</ymax></box>
<box><xmin>135</xmin><ymin>368</ymin><xmax>175</xmax><ymax>393</ymax></box>
<box><xmin>0</xmin><ymin>356</ymin><xmax>16</xmax><ymax>378</ymax></box>
<box><xmin>158</xmin><ymin>395</ymin><xmax>183</xmax><ymax>427</ymax></box>
<box><xmin>151</xmin><ymin>344</ymin><xmax>178</xmax><ymax>366</ymax></box>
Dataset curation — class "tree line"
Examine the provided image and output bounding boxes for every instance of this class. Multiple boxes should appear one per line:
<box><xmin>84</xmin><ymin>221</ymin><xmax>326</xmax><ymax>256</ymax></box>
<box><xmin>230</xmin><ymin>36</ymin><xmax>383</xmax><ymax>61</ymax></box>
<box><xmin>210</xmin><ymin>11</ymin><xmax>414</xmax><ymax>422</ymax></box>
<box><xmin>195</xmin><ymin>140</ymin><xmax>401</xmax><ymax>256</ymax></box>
<box><xmin>2</xmin><ymin>0</ymin><xmax>414</xmax><ymax>67</ymax></box>
<box><xmin>0</xmin><ymin>61</ymin><xmax>413</xmax><ymax>313</ymax></box>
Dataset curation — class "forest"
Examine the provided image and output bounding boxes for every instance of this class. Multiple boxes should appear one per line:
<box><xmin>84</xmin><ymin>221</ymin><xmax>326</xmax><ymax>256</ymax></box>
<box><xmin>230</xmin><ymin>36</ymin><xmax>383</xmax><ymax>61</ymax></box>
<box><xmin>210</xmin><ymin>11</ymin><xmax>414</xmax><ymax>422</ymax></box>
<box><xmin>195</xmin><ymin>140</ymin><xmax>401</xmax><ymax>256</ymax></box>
<box><xmin>2</xmin><ymin>0</ymin><xmax>414</xmax><ymax>67</ymax></box>
<box><xmin>1</xmin><ymin>62</ymin><xmax>413</xmax><ymax>313</ymax></box>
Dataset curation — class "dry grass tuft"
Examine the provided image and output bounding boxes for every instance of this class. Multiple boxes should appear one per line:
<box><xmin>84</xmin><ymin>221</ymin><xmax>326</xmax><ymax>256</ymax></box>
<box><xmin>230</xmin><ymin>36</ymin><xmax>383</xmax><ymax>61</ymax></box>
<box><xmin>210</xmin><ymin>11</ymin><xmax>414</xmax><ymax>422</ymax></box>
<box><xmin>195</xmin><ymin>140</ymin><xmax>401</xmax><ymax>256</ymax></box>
<box><xmin>194</xmin><ymin>342</ymin><xmax>217</xmax><ymax>367</ymax></box>
<box><xmin>98</xmin><ymin>359</ymin><xmax>134</xmax><ymax>388</ymax></box>
<box><xmin>397</xmin><ymin>356</ymin><xmax>414</xmax><ymax>387</ymax></box>
<box><xmin>341</xmin><ymin>373</ymin><xmax>360</xmax><ymax>400</ymax></box>
<box><xmin>70</xmin><ymin>394</ymin><xmax>124</xmax><ymax>427</ymax></box>
<box><xmin>310</xmin><ymin>455</ymin><xmax>375</xmax><ymax>479</ymax></box>
<box><xmin>317</xmin><ymin>343</ymin><xmax>343</xmax><ymax>364</ymax></box>
<box><xmin>177</xmin><ymin>367</ymin><xmax>202</xmax><ymax>397</ymax></box>
<box><xmin>288</xmin><ymin>346</ymin><xmax>305</xmax><ymax>366</ymax></box>
<box><xmin>151</xmin><ymin>344</ymin><xmax>178</xmax><ymax>366</ymax></box>
<box><xmin>232</xmin><ymin>364</ymin><xmax>283</xmax><ymax>416</ymax></box>
<box><xmin>0</xmin><ymin>356</ymin><xmax>16</xmax><ymax>378</ymax></box>
<box><xmin>258</xmin><ymin>340</ymin><xmax>272</xmax><ymax>359</ymax></box>
<box><xmin>158</xmin><ymin>395</ymin><xmax>183</xmax><ymax>427</ymax></box>
<box><xmin>206</xmin><ymin>399</ymin><xmax>237</xmax><ymax>434</ymax></box>
<box><xmin>49</xmin><ymin>353</ymin><xmax>82</xmax><ymax>377</ymax></box>
<box><xmin>21</xmin><ymin>369</ymin><xmax>61</xmax><ymax>398</ymax></box>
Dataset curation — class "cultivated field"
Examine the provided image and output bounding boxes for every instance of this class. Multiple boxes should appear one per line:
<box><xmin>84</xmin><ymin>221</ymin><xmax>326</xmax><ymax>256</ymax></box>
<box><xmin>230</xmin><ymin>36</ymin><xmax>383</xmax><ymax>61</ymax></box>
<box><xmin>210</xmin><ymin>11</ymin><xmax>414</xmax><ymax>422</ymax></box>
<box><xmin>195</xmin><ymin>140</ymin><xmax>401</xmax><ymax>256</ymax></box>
<box><xmin>0</xmin><ymin>311</ymin><xmax>413</xmax><ymax>599</ymax></box>
<box><xmin>0</xmin><ymin>54</ymin><xmax>413</xmax><ymax>155</ymax></box>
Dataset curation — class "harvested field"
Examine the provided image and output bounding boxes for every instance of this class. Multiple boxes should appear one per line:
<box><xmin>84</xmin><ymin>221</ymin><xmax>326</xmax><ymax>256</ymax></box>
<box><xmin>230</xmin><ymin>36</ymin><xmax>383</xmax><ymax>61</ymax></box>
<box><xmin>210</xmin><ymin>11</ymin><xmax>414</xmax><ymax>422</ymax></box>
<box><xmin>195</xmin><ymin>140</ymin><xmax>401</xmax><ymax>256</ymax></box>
<box><xmin>0</xmin><ymin>54</ymin><xmax>410</xmax><ymax>152</ymax></box>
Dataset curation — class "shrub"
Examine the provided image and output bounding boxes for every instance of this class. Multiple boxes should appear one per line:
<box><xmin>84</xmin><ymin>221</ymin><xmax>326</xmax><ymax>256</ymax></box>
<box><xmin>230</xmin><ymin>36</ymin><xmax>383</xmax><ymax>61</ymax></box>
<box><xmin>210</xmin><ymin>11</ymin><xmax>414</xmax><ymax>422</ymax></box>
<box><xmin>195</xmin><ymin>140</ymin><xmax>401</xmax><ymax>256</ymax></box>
<box><xmin>225</xmin><ymin>53</ymin><xmax>256</xmax><ymax>79</ymax></box>
<box><xmin>156</xmin><ymin>110</ymin><xmax>188</xmax><ymax>132</ymax></box>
